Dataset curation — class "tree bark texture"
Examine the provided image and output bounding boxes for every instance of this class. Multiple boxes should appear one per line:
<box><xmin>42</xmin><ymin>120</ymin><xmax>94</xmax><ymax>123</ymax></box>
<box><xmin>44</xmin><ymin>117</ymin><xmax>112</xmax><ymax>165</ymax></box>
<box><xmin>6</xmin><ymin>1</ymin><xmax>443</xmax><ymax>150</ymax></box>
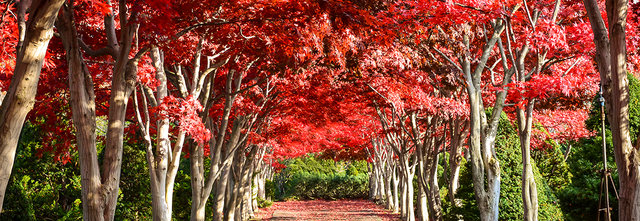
<box><xmin>57</xmin><ymin>7</ymin><xmax>104</xmax><ymax>220</ymax></box>
<box><xmin>517</xmin><ymin>101</ymin><xmax>539</xmax><ymax>221</ymax></box>
<box><xmin>0</xmin><ymin>0</ymin><xmax>64</xmax><ymax>212</ymax></box>
<box><xmin>583</xmin><ymin>0</ymin><xmax>640</xmax><ymax>219</ymax></box>
<box><xmin>460</xmin><ymin>21</ymin><xmax>506</xmax><ymax>221</ymax></box>
<box><xmin>58</xmin><ymin>2</ymin><xmax>142</xmax><ymax>219</ymax></box>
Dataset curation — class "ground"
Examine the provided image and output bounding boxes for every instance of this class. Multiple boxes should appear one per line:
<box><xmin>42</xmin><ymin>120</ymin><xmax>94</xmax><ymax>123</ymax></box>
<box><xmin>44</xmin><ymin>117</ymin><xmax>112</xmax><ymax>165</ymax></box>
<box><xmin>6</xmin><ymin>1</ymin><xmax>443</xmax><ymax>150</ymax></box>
<box><xmin>253</xmin><ymin>199</ymin><xmax>400</xmax><ymax>220</ymax></box>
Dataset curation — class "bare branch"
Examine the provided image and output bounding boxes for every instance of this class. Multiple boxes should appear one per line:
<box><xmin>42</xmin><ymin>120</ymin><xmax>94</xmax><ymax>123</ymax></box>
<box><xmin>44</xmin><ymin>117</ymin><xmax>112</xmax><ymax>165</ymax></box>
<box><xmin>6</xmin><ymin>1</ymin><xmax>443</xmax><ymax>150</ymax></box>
<box><xmin>431</xmin><ymin>47</ymin><xmax>463</xmax><ymax>73</ymax></box>
<box><xmin>104</xmin><ymin>0</ymin><xmax>120</xmax><ymax>55</ymax></box>
<box><xmin>551</xmin><ymin>0</ymin><xmax>561</xmax><ymax>24</ymax></box>
<box><xmin>166</xmin><ymin>66</ymin><xmax>189</xmax><ymax>98</ymax></box>
<box><xmin>79</xmin><ymin>39</ymin><xmax>115</xmax><ymax>57</ymax></box>
<box><xmin>562</xmin><ymin>57</ymin><xmax>581</xmax><ymax>77</ymax></box>
<box><xmin>191</xmin><ymin>37</ymin><xmax>204</xmax><ymax>94</ymax></box>
<box><xmin>522</xmin><ymin>0</ymin><xmax>537</xmax><ymax>29</ymax></box>
<box><xmin>16</xmin><ymin>0</ymin><xmax>29</xmax><ymax>54</ymax></box>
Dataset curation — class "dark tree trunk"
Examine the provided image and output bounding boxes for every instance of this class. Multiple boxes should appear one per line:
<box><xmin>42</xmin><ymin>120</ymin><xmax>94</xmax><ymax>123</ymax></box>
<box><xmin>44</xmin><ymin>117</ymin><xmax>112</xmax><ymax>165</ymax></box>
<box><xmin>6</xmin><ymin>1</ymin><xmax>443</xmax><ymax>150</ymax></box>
<box><xmin>583</xmin><ymin>0</ymin><xmax>640</xmax><ymax>219</ymax></box>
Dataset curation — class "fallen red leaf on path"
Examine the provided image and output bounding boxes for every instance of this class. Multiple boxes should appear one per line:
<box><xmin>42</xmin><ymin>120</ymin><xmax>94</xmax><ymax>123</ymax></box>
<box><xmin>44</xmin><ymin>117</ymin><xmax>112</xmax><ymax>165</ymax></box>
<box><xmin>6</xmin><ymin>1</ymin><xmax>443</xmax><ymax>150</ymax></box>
<box><xmin>253</xmin><ymin>199</ymin><xmax>400</xmax><ymax>220</ymax></box>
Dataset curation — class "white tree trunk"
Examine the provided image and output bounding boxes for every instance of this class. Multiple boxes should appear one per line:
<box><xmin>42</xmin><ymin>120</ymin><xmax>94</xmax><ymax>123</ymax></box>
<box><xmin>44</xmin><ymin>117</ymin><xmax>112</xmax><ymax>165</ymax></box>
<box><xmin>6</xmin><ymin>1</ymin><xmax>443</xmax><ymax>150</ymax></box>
<box><xmin>392</xmin><ymin>167</ymin><xmax>400</xmax><ymax>213</ymax></box>
<box><xmin>518</xmin><ymin>101</ymin><xmax>539</xmax><ymax>221</ymax></box>
<box><xmin>417</xmin><ymin>184</ymin><xmax>429</xmax><ymax>221</ymax></box>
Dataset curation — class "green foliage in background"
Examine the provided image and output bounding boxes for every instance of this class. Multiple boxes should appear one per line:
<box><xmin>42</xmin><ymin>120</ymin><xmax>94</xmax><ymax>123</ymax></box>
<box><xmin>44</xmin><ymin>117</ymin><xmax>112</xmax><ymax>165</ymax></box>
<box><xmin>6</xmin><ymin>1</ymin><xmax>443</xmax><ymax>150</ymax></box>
<box><xmin>557</xmin><ymin>136</ymin><xmax>617</xmax><ymax>221</ymax></box>
<box><xmin>585</xmin><ymin>73</ymin><xmax>640</xmax><ymax>144</ymax></box>
<box><xmin>256</xmin><ymin>197</ymin><xmax>273</xmax><ymax>208</ymax></box>
<box><xmin>553</xmin><ymin>74</ymin><xmax>640</xmax><ymax>221</ymax></box>
<box><xmin>532</xmin><ymin>143</ymin><xmax>572</xmax><ymax>192</ymax></box>
<box><xmin>115</xmin><ymin>142</ymin><xmax>153</xmax><ymax>220</ymax></box>
<box><xmin>265</xmin><ymin>179</ymin><xmax>275</xmax><ymax>200</ymax></box>
<box><xmin>532</xmin><ymin>125</ymin><xmax>573</xmax><ymax>192</ymax></box>
<box><xmin>0</xmin><ymin>123</ymin><xmax>82</xmax><ymax>221</ymax></box>
<box><xmin>496</xmin><ymin>133</ymin><xmax>564</xmax><ymax>220</ymax></box>
<box><xmin>274</xmin><ymin>155</ymin><xmax>369</xmax><ymax>200</ymax></box>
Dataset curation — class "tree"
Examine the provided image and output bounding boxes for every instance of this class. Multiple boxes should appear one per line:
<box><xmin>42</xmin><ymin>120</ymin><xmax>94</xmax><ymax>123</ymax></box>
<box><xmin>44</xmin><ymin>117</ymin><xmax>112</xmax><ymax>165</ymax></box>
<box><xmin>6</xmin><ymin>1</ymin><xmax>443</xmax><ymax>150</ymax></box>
<box><xmin>583</xmin><ymin>0</ymin><xmax>640</xmax><ymax>219</ymax></box>
<box><xmin>0</xmin><ymin>0</ymin><xmax>65</xmax><ymax>212</ymax></box>
<box><xmin>55</xmin><ymin>1</ymin><xmax>153</xmax><ymax>219</ymax></box>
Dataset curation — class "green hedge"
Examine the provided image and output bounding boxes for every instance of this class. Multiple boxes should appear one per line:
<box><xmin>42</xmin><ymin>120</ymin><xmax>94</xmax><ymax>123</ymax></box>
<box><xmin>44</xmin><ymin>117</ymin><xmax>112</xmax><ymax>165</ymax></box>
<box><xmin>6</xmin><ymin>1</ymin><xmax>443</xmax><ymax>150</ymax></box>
<box><xmin>283</xmin><ymin>172</ymin><xmax>368</xmax><ymax>200</ymax></box>
<box><xmin>273</xmin><ymin>156</ymin><xmax>369</xmax><ymax>200</ymax></box>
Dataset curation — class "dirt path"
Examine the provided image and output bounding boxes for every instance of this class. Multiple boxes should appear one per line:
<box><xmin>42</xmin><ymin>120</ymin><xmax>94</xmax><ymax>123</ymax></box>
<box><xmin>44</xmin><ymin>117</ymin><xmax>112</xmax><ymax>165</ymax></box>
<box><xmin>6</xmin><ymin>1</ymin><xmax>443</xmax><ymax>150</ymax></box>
<box><xmin>253</xmin><ymin>199</ymin><xmax>400</xmax><ymax>221</ymax></box>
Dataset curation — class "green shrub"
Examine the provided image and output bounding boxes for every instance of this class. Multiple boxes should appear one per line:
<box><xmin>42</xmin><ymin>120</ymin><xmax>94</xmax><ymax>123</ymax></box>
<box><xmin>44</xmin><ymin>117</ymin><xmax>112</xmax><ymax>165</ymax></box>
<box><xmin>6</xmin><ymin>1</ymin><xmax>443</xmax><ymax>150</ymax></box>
<box><xmin>557</xmin><ymin>132</ymin><xmax>618</xmax><ymax>221</ymax></box>
<box><xmin>265</xmin><ymin>179</ymin><xmax>275</xmax><ymax>200</ymax></box>
<box><xmin>532</xmin><ymin>139</ymin><xmax>572</xmax><ymax>192</ymax></box>
<box><xmin>257</xmin><ymin>197</ymin><xmax>273</xmax><ymax>208</ymax></box>
<box><xmin>273</xmin><ymin>156</ymin><xmax>369</xmax><ymax>200</ymax></box>
<box><xmin>496</xmin><ymin>133</ymin><xmax>564</xmax><ymax>220</ymax></box>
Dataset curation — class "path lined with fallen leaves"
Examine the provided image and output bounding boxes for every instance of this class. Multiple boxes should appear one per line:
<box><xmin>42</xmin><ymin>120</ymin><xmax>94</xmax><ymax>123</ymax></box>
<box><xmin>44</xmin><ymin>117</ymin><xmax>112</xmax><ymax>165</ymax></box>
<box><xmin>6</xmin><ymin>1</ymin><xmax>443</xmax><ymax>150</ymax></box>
<box><xmin>253</xmin><ymin>199</ymin><xmax>400</xmax><ymax>220</ymax></box>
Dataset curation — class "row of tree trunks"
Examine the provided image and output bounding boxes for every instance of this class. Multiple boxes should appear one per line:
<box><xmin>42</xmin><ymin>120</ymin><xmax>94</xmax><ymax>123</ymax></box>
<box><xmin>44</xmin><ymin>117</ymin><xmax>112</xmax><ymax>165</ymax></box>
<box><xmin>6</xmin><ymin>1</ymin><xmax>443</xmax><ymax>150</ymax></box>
<box><xmin>61</xmin><ymin>5</ymin><xmax>278</xmax><ymax>219</ymax></box>
<box><xmin>368</xmin><ymin>104</ymin><xmax>468</xmax><ymax>221</ymax></box>
<box><xmin>187</xmin><ymin>58</ymin><xmax>276</xmax><ymax>221</ymax></box>
<box><xmin>369</xmin><ymin>139</ymin><xmax>401</xmax><ymax>214</ymax></box>
<box><xmin>122</xmin><ymin>35</ymin><xmax>279</xmax><ymax>221</ymax></box>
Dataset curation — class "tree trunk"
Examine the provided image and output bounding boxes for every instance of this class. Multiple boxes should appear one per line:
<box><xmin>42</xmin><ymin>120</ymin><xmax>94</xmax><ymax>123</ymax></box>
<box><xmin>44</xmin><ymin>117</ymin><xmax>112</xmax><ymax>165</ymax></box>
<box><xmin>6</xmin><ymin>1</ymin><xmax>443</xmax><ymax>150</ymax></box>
<box><xmin>101</xmin><ymin>38</ymin><xmax>136</xmax><ymax>221</ymax></box>
<box><xmin>213</xmin><ymin>164</ymin><xmax>231</xmax><ymax>221</ymax></box>
<box><xmin>607</xmin><ymin>0</ymin><xmax>640</xmax><ymax>218</ymax></box>
<box><xmin>455</xmin><ymin>20</ymin><xmax>506</xmax><ymax>221</ymax></box>
<box><xmin>468</xmin><ymin>91</ymin><xmax>501</xmax><ymax>221</ymax></box>
<box><xmin>258</xmin><ymin>168</ymin><xmax>266</xmax><ymax>199</ymax></box>
<box><xmin>583</xmin><ymin>0</ymin><xmax>640</xmax><ymax>219</ymax></box>
<box><xmin>402</xmin><ymin>162</ymin><xmax>415</xmax><ymax>221</ymax></box>
<box><xmin>150</xmin><ymin>46</ymin><xmax>172</xmax><ymax>221</ymax></box>
<box><xmin>100</xmin><ymin>7</ymin><xmax>140</xmax><ymax>219</ymax></box>
<box><xmin>417</xmin><ymin>183</ymin><xmax>429</xmax><ymax>221</ymax></box>
<box><xmin>192</xmin><ymin>69</ymin><xmax>247</xmax><ymax>221</ymax></box>
<box><xmin>243</xmin><ymin>160</ymin><xmax>256</xmax><ymax>219</ymax></box>
<box><xmin>0</xmin><ymin>0</ymin><xmax>64</xmax><ymax>212</ymax></box>
<box><xmin>226</xmin><ymin>150</ymin><xmax>242</xmax><ymax>221</ymax></box>
<box><xmin>405</xmin><ymin>184</ymin><xmax>415</xmax><ymax>221</ymax></box>
<box><xmin>448</xmin><ymin>119</ymin><xmax>465</xmax><ymax>207</ymax></box>
<box><xmin>392</xmin><ymin>165</ymin><xmax>400</xmax><ymax>213</ymax></box>
<box><xmin>448</xmin><ymin>154</ymin><xmax>462</xmax><ymax>207</ymax></box>
<box><xmin>400</xmin><ymin>174</ymin><xmax>407</xmax><ymax>219</ymax></box>
<box><xmin>57</xmin><ymin>2</ymin><xmax>141</xmax><ymax>220</ymax></box>
<box><xmin>252</xmin><ymin>164</ymin><xmax>260</xmax><ymax>213</ymax></box>
<box><xmin>57</xmin><ymin>7</ymin><xmax>107</xmax><ymax>220</ymax></box>
<box><xmin>190</xmin><ymin>143</ymin><xmax>206</xmax><ymax>221</ymax></box>
<box><xmin>368</xmin><ymin>162</ymin><xmax>376</xmax><ymax>200</ymax></box>
<box><xmin>427</xmin><ymin>154</ymin><xmax>442</xmax><ymax>221</ymax></box>
<box><xmin>518</xmin><ymin>101</ymin><xmax>539</xmax><ymax>221</ymax></box>
<box><xmin>377</xmin><ymin>164</ymin><xmax>385</xmax><ymax>202</ymax></box>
